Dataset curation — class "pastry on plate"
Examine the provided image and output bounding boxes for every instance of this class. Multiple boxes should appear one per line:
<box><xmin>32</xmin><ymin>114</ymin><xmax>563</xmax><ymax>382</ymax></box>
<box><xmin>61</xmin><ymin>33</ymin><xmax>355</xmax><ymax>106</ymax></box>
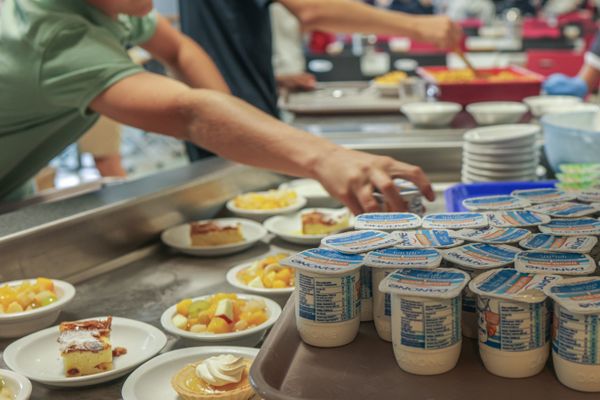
<box><xmin>58</xmin><ymin>317</ymin><xmax>113</xmax><ymax>377</ymax></box>
<box><xmin>190</xmin><ymin>222</ymin><xmax>244</xmax><ymax>247</ymax></box>
<box><xmin>301</xmin><ymin>210</ymin><xmax>349</xmax><ymax>235</ymax></box>
<box><xmin>171</xmin><ymin>354</ymin><xmax>254</xmax><ymax>400</ymax></box>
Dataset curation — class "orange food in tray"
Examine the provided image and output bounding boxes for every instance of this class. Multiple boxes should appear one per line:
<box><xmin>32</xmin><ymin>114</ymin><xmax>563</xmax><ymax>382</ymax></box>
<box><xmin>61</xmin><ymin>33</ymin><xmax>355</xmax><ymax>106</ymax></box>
<box><xmin>427</xmin><ymin>69</ymin><xmax>538</xmax><ymax>84</ymax></box>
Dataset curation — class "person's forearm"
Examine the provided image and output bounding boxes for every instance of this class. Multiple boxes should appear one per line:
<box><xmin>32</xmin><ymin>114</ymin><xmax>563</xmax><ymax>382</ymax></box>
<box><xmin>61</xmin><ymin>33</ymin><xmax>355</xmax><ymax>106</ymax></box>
<box><xmin>578</xmin><ymin>64</ymin><xmax>600</xmax><ymax>93</ymax></box>
<box><xmin>166</xmin><ymin>37</ymin><xmax>230</xmax><ymax>93</ymax></box>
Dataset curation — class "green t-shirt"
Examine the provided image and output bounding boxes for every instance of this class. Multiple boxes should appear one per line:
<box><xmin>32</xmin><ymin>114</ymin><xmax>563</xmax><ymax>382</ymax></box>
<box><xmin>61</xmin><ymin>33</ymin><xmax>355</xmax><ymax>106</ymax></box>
<box><xmin>0</xmin><ymin>0</ymin><xmax>157</xmax><ymax>199</ymax></box>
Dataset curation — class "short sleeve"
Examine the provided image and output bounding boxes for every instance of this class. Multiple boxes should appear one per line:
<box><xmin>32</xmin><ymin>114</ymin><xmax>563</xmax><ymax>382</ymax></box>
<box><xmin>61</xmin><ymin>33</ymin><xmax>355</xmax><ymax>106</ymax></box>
<box><xmin>40</xmin><ymin>24</ymin><xmax>145</xmax><ymax>115</ymax></box>
<box><xmin>124</xmin><ymin>10</ymin><xmax>159</xmax><ymax>46</ymax></box>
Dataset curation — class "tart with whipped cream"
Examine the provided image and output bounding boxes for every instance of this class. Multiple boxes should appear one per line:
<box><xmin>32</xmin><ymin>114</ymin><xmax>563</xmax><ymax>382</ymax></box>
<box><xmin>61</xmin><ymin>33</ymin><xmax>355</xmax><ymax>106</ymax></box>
<box><xmin>171</xmin><ymin>354</ymin><xmax>254</xmax><ymax>400</ymax></box>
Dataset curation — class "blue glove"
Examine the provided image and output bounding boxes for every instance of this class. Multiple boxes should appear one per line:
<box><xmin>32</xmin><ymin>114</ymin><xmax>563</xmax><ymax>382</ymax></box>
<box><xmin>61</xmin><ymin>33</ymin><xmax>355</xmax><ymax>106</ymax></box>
<box><xmin>542</xmin><ymin>73</ymin><xmax>588</xmax><ymax>98</ymax></box>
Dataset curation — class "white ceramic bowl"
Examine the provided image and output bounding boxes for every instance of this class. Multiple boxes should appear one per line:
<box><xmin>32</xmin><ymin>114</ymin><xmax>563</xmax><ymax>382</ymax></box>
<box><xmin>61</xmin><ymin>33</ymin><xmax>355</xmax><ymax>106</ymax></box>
<box><xmin>543</xmin><ymin>103</ymin><xmax>600</xmax><ymax>115</ymax></box>
<box><xmin>466</xmin><ymin>102</ymin><xmax>528</xmax><ymax>125</ymax></box>
<box><xmin>0</xmin><ymin>369</ymin><xmax>32</xmax><ymax>400</ymax></box>
<box><xmin>523</xmin><ymin>95</ymin><xmax>582</xmax><ymax>117</ymax></box>
<box><xmin>400</xmin><ymin>102</ymin><xmax>462</xmax><ymax>127</ymax></box>
<box><xmin>226</xmin><ymin>261</ymin><xmax>294</xmax><ymax>307</ymax></box>
<box><xmin>121</xmin><ymin>346</ymin><xmax>259</xmax><ymax>400</ymax></box>
<box><xmin>0</xmin><ymin>279</ymin><xmax>76</xmax><ymax>339</ymax></box>
<box><xmin>279</xmin><ymin>179</ymin><xmax>339</xmax><ymax>208</ymax></box>
<box><xmin>226</xmin><ymin>193</ymin><xmax>307</xmax><ymax>221</ymax></box>
<box><xmin>160</xmin><ymin>293</ymin><xmax>281</xmax><ymax>347</ymax></box>
<box><xmin>160</xmin><ymin>218</ymin><xmax>267</xmax><ymax>257</ymax></box>
<box><xmin>263</xmin><ymin>208</ymin><xmax>352</xmax><ymax>246</ymax></box>
<box><xmin>3</xmin><ymin>317</ymin><xmax>167</xmax><ymax>388</ymax></box>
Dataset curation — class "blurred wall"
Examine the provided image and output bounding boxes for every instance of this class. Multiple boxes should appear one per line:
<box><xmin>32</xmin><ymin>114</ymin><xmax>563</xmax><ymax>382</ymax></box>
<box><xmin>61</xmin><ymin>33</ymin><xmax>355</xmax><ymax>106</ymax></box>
<box><xmin>154</xmin><ymin>0</ymin><xmax>178</xmax><ymax>15</ymax></box>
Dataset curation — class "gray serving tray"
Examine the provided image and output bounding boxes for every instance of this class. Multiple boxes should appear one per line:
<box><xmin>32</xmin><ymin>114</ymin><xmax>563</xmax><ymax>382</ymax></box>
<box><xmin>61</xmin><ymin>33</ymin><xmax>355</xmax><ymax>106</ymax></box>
<box><xmin>250</xmin><ymin>298</ymin><xmax>597</xmax><ymax>400</ymax></box>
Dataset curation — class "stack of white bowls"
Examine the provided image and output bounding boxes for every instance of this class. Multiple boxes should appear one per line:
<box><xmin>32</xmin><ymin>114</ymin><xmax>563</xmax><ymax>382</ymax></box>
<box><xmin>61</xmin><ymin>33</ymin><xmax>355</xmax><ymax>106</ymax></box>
<box><xmin>462</xmin><ymin>124</ymin><xmax>540</xmax><ymax>183</ymax></box>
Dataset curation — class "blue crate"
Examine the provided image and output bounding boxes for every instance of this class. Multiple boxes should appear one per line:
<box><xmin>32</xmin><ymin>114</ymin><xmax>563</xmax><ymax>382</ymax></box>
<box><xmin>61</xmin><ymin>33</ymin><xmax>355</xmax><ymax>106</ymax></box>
<box><xmin>444</xmin><ymin>181</ymin><xmax>557</xmax><ymax>212</ymax></box>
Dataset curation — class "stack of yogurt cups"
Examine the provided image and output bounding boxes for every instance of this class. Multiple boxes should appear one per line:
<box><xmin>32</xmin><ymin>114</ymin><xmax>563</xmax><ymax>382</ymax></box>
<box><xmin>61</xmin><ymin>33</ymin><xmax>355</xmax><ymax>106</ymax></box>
<box><xmin>280</xmin><ymin>185</ymin><xmax>600</xmax><ymax>386</ymax></box>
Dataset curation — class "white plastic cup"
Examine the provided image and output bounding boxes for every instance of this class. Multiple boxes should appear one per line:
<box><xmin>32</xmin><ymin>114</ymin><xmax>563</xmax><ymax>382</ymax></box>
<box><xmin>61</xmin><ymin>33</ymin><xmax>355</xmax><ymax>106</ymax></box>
<box><xmin>372</xmin><ymin>267</ymin><xmax>396</xmax><ymax>341</ymax></box>
<box><xmin>295</xmin><ymin>268</ymin><xmax>361</xmax><ymax>348</ymax></box>
<box><xmin>552</xmin><ymin>303</ymin><xmax>600</xmax><ymax>392</ymax></box>
<box><xmin>360</xmin><ymin>266</ymin><xmax>373</xmax><ymax>322</ymax></box>
<box><xmin>476</xmin><ymin>296</ymin><xmax>550</xmax><ymax>378</ymax></box>
<box><xmin>390</xmin><ymin>294</ymin><xmax>463</xmax><ymax>375</ymax></box>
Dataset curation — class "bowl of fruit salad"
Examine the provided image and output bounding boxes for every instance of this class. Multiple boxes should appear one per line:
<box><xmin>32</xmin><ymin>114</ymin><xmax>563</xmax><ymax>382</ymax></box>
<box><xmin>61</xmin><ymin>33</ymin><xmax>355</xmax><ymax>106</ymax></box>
<box><xmin>0</xmin><ymin>369</ymin><xmax>32</xmax><ymax>400</ymax></box>
<box><xmin>160</xmin><ymin>293</ymin><xmax>281</xmax><ymax>347</ymax></box>
<box><xmin>226</xmin><ymin>253</ymin><xmax>294</xmax><ymax>306</ymax></box>
<box><xmin>226</xmin><ymin>189</ymin><xmax>307</xmax><ymax>221</ymax></box>
<box><xmin>0</xmin><ymin>278</ymin><xmax>76</xmax><ymax>338</ymax></box>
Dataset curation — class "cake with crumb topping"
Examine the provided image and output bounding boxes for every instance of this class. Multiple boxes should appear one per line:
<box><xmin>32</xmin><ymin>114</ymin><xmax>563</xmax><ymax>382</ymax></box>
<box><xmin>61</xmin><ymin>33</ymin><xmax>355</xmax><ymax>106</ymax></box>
<box><xmin>190</xmin><ymin>221</ymin><xmax>244</xmax><ymax>246</ymax></box>
<box><xmin>58</xmin><ymin>317</ymin><xmax>113</xmax><ymax>377</ymax></box>
<box><xmin>301</xmin><ymin>210</ymin><xmax>349</xmax><ymax>235</ymax></box>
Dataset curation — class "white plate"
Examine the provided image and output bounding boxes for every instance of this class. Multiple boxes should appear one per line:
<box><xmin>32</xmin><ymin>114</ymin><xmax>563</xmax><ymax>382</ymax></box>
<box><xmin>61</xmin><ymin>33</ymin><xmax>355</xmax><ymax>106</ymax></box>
<box><xmin>463</xmin><ymin>124</ymin><xmax>539</xmax><ymax>145</ymax></box>
<box><xmin>226</xmin><ymin>261</ymin><xmax>294</xmax><ymax>301</ymax></box>
<box><xmin>161</xmin><ymin>218</ymin><xmax>267</xmax><ymax>257</ymax></box>
<box><xmin>263</xmin><ymin>208</ymin><xmax>352</xmax><ymax>246</ymax></box>
<box><xmin>463</xmin><ymin>171</ymin><xmax>536</xmax><ymax>183</ymax></box>
<box><xmin>0</xmin><ymin>369</ymin><xmax>32</xmax><ymax>400</ymax></box>
<box><xmin>0</xmin><ymin>280</ymin><xmax>76</xmax><ymax>339</ymax></box>
<box><xmin>543</xmin><ymin>103</ymin><xmax>600</xmax><ymax>115</ymax></box>
<box><xmin>466</xmin><ymin>102</ymin><xmax>529</xmax><ymax>126</ymax></box>
<box><xmin>464</xmin><ymin>152</ymin><xmax>539</xmax><ymax>163</ymax></box>
<box><xmin>226</xmin><ymin>193</ymin><xmax>307</xmax><ymax>221</ymax></box>
<box><xmin>160</xmin><ymin>293</ymin><xmax>281</xmax><ymax>347</ymax></box>
<box><xmin>463</xmin><ymin>159</ymin><xmax>538</xmax><ymax>171</ymax></box>
<box><xmin>523</xmin><ymin>95</ymin><xmax>582</xmax><ymax>117</ymax></box>
<box><xmin>3</xmin><ymin>317</ymin><xmax>167</xmax><ymax>388</ymax></box>
<box><xmin>279</xmin><ymin>179</ymin><xmax>339</xmax><ymax>208</ymax></box>
<box><xmin>463</xmin><ymin>166</ymin><xmax>537</xmax><ymax>179</ymax></box>
<box><xmin>121</xmin><ymin>346</ymin><xmax>259</xmax><ymax>400</ymax></box>
<box><xmin>464</xmin><ymin>143</ymin><xmax>539</xmax><ymax>156</ymax></box>
<box><xmin>400</xmin><ymin>101</ymin><xmax>462</xmax><ymax>127</ymax></box>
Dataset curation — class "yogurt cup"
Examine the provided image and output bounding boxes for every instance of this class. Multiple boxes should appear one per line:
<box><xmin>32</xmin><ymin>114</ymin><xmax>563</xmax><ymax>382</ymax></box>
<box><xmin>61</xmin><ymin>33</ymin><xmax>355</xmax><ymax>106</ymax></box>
<box><xmin>373</xmin><ymin>179</ymin><xmax>426</xmax><ymax>216</ymax></box>
<box><xmin>366</xmin><ymin>248</ymin><xmax>442</xmax><ymax>342</ymax></box>
<box><xmin>512</xmin><ymin>188</ymin><xmax>576</xmax><ymax>204</ymax></box>
<box><xmin>451</xmin><ymin>226</ymin><xmax>531</xmax><ymax>244</ymax></box>
<box><xmin>578</xmin><ymin>189</ymin><xmax>600</xmax><ymax>203</ymax></box>
<box><xmin>469</xmin><ymin>269</ymin><xmax>560</xmax><ymax>378</ymax></box>
<box><xmin>539</xmin><ymin>218</ymin><xmax>600</xmax><ymax>236</ymax></box>
<box><xmin>527</xmin><ymin>202</ymin><xmax>599</xmax><ymax>219</ymax></box>
<box><xmin>519</xmin><ymin>233</ymin><xmax>598</xmax><ymax>254</ymax></box>
<box><xmin>320</xmin><ymin>230</ymin><xmax>398</xmax><ymax>254</ymax></box>
<box><xmin>442</xmin><ymin>243</ymin><xmax>521</xmax><ymax>338</ymax></box>
<box><xmin>282</xmin><ymin>248</ymin><xmax>364</xmax><ymax>347</ymax></box>
<box><xmin>463</xmin><ymin>195</ymin><xmax>531</xmax><ymax>211</ymax></box>
<box><xmin>379</xmin><ymin>268</ymin><xmax>470</xmax><ymax>375</ymax></box>
<box><xmin>422</xmin><ymin>213</ymin><xmax>488</xmax><ymax>230</ymax></box>
<box><xmin>393</xmin><ymin>229</ymin><xmax>464</xmax><ymax>249</ymax></box>
<box><xmin>354</xmin><ymin>212</ymin><xmax>421</xmax><ymax>231</ymax></box>
<box><xmin>515</xmin><ymin>251</ymin><xmax>596</xmax><ymax>276</ymax></box>
<box><xmin>544</xmin><ymin>277</ymin><xmax>600</xmax><ymax>392</ymax></box>
<box><xmin>486</xmin><ymin>210</ymin><xmax>551</xmax><ymax>228</ymax></box>
<box><xmin>360</xmin><ymin>266</ymin><xmax>373</xmax><ymax>321</ymax></box>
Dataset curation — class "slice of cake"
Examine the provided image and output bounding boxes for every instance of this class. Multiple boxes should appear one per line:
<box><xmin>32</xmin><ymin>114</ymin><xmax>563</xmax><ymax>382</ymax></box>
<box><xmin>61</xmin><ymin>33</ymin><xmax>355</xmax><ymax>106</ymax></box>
<box><xmin>58</xmin><ymin>317</ymin><xmax>113</xmax><ymax>377</ymax></box>
<box><xmin>190</xmin><ymin>221</ymin><xmax>244</xmax><ymax>246</ymax></box>
<box><xmin>301</xmin><ymin>210</ymin><xmax>350</xmax><ymax>235</ymax></box>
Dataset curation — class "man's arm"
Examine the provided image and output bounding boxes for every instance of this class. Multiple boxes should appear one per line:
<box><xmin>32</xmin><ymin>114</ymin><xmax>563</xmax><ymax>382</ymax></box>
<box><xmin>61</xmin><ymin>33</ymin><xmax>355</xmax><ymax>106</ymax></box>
<box><xmin>277</xmin><ymin>0</ymin><xmax>462</xmax><ymax>49</ymax></box>
<box><xmin>140</xmin><ymin>15</ymin><xmax>230</xmax><ymax>93</ymax></box>
<box><xmin>90</xmin><ymin>73</ymin><xmax>434</xmax><ymax>214</ymax></box>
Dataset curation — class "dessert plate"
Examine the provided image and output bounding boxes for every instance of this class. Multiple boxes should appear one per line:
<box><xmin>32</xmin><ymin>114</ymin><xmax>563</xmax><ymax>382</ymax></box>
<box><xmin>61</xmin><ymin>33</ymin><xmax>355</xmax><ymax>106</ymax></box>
<box><xmin>0</xmin><ymin>369</ymin><xmax>32</xmax><ymax>400</ymax></box>
<box><xmin>226</xmin><ymin>261</ymin><xmax>295</xmax><ymax>297</ymax></box>
<box><xmin>263</xmin><ymin>208</ymin><xmax>352</xmax><ymax>246</ymax></box>
<box><xmin>226</xmin><ymin>194</ymin><xmax>307</xmax><ymax>221</ymax></box>
<box><xmin>121</xmin><ymin>346</ymin><xmax>259</xmax><ymax>400</ymax></box>
<box><xmin>3</xmin><ymin>317</ymin><xmax>167</xmax><ymax>388</ymax></box>
<box><xmin>161</xmin><ymin>218</ymin><xmax>268</xmax><ymax>257</ymax></box>
<box><xmin>160</xmin><ymin>293</ymin><xmax>281</xmax><ymax>347</ymax></box>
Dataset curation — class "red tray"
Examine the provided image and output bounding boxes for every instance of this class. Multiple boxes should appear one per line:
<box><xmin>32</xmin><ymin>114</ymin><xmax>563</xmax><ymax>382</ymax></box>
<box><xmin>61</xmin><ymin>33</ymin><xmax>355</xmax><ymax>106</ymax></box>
<box><xmin>417</xmin><ymin>66</ymin><xmax>544</xmax><ymax>106</ymax></box>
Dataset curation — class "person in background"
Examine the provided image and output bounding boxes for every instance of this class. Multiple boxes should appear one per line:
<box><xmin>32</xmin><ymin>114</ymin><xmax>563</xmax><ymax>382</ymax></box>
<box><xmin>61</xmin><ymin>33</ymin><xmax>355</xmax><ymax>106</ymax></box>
<box><xmin>542</xmin><ymin>31</ymin><xmax>600</xmax><ymax>98</ymax></box>
<box><xmin>271</xmin><ymin>3</ymin><xmax>316</xmax><ymax>92</ymax></box>
<box><xmin>0</xmin><ymin>0</ymin><xmax>435</xmax><ymax>214</ymax></box>
<box><xmin>179</xmin><ymin>0</ymin><xmax>463</xmax><ymax>159</ymax></box>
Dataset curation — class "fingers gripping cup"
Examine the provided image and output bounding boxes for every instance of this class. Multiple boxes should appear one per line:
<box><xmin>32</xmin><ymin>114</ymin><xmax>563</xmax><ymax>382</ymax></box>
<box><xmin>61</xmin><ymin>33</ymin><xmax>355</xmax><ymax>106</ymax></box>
<box><xmin>365</xmin><ymin>248</ymin><xmax>442</xmax><ymax>342</ymax></box>
<box><xmin>282</xmin><ymin>248</ymin><xmax>364</xmax><ymax>348</ymax></box>
<box><xmin>442</xmin><ymin>243</ymin><xmax>521</xmax><ymax>339</ymax></box>
<box><xmin>469</xmin><ymin>269</ymin><xmax>561</xmax><ymax>378</ymax></box>
<box><xmin>379</xmin><ymin>268</ymin><xmax>470</xmax><ymax>375</ymax></box>
<box><xmin>544</xmin><ymin>277</ymin><xmax>600</xmax><ymax>392</ymax></box>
